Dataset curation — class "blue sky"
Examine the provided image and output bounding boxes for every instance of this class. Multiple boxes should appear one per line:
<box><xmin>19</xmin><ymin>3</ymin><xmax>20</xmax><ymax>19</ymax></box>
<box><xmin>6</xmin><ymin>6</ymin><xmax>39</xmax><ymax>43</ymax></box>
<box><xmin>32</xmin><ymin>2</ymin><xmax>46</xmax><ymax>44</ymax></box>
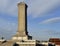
<box><xmin>0</xmin><ymin>0</ymin><xmax>60</xmax><ymax>40</ymax></box>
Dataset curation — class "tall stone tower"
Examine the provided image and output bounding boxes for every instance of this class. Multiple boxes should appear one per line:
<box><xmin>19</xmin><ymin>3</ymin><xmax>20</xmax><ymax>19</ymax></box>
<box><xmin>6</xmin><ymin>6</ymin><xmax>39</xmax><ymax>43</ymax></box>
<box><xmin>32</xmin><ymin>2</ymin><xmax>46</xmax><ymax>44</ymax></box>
<box><xmin>12</xmin><ymin>2</ymin><xmax>32</xmax><ymax>40</ymax></box>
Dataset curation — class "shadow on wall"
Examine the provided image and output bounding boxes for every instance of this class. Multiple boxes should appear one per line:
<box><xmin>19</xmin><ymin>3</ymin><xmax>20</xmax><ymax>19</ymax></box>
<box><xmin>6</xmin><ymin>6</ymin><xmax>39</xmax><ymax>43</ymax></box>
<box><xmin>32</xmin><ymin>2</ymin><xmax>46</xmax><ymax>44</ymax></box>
<box><xmin>36</xmin><ymin>44</ymin><xmax>55</xmax><ymax>46</ymax></box>
<box><xmin>36</xmin><ymin>44</ymin><xmax>45</xmax><ymax>46</ymax></box>
<box><xmin>13</xmin><ymin>43</ymin><xmax>19</xmax><ymax>46</ymax></box>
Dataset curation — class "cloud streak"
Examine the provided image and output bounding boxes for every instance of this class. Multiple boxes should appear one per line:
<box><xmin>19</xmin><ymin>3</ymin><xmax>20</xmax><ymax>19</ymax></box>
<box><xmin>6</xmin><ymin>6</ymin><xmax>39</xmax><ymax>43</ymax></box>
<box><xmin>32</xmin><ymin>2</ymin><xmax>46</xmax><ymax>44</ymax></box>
<box><xmin>40</xmin><ymin>17</ymin><xmax>60</xmax><ymax>24</ymax></box>
<box><xmin>0</xmin><ymin>0</ymin><xmax>23</xmax><ymax>16</ymax></box>
<box><xmin>27</xmin><ymin>0</ymin><xmax>60</xmax><ymax>17</ymax></box>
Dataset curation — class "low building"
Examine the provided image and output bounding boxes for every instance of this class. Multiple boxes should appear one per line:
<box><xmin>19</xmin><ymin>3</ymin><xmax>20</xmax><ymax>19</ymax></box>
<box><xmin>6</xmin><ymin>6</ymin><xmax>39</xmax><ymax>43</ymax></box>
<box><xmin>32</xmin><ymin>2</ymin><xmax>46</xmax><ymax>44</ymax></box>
<box><xmin>49</xmin><ymin>38</ymin><xmax>60</xmax><ymax>46</ymax></box>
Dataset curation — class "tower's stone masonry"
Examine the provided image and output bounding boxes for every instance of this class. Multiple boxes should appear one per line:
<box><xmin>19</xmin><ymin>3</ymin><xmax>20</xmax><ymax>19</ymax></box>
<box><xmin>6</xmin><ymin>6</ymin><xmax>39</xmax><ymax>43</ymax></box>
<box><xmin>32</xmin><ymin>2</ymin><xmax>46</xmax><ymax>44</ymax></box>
<box><xmin>12</xmin><ymin>2</ymin><xmax>32</xmax><ymax>40</ymax></box>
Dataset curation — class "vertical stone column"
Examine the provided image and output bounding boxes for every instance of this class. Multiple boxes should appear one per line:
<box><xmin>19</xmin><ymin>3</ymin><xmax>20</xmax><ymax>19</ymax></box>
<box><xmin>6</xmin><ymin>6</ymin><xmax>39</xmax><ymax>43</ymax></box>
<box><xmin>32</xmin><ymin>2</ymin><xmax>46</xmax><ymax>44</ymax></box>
<box><xmin>17</xmin><ymin>2</ymin><xmax>28</xmax><ymax>35</ymax></box>
<box><xmin>12</xmin><ymin>2</ymin><xmax>32</xmax><ymax>40</ymax></box>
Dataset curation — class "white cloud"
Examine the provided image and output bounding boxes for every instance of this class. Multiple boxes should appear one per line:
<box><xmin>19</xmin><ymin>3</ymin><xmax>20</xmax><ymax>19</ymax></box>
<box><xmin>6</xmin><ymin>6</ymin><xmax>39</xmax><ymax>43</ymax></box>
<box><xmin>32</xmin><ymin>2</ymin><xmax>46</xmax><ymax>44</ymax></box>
<box><xmin>0</xmin><ymin>0</ymin><xmax>60</xmax><ymax>17</ymax></box>
<box><xmin>40</xmin><ymin>17</ymin><xmax>60</xmax><ymax>24</ymax></box>
<box><xmin>0</xmin><ymin>0</ymin><xmax>23</xmax><ymax>16</ymax></box>
<box><xmin>27</xmin><ymin>0</ymin><xmax>60</xmax><ymax>17</ymax></box>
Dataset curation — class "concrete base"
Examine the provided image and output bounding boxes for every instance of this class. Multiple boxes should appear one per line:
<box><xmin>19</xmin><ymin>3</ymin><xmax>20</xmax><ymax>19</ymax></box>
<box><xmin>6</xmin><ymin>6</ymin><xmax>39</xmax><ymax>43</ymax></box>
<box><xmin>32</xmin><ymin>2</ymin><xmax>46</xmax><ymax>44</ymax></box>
<box><xmin>0</xmin><ymin>40</ymin><xmax>39</xmax><ymax>46</ymax></box>
<box><xmin>12</xmin><ymin>36</ymin><xmax>28</xmax><ymax>40</ymax></box>
<box><xmin>15</xmin><ymin>40</ymin><xmax>38</xmax><ymax>46</ymax></box>
<box><xmin>12</xmin><ymin>35</ymin><xmax>32</xmax><ymax>41</ymax></box>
